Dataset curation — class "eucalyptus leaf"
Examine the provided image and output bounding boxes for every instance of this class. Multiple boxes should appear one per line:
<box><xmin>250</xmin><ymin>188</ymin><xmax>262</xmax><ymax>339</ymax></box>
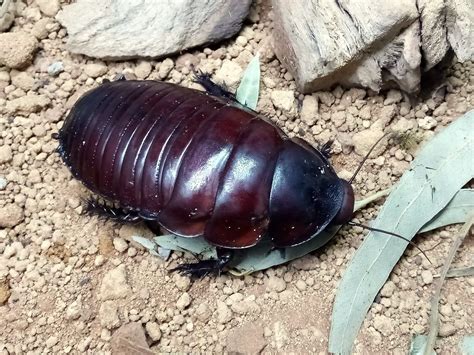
<box><xmin>230</xmin><ymin>226</ymin><xmax>340</xmax><ymax>275</ymax></box>
<box><xmin>409</xmin><ymin>335</ymin><xmax>435</xmax><ymax>355</ymax></box>
<box><xmin>132</xmin><ymin>236</ymin><xmax>169</xmax><ymax>259</ymax></box>
<box><xmin>131</xmin><ymin>236</ymin><xmax>157</xmax><ymax>251</ymax></box>
<box><xmin>446</xmin><ymin>266</ymin><xmax>474</xmax><ymax>278</ymax></box>
<box><xmin>420</xmin><ymin>189</ymin><xmax>474</xmax><ymax>233</ymax></box>
<box><xmin>329</xmin><ymin>110</ymin><xmax>474</xmax><ymax>355</ymax></box>
<box><xmin>236</xmin><ymin>54</ymin><xmax>260</xmax><ymax>110</ymax></box>
<box><xmin>459</xmin><ymin>335</ymin><xmax>474</xmax><ymax>355</ymax></box>
<box><xmin>154</xmin><ymin>235</ymin><xmax>217</xmax><ymax>259</ymax></box>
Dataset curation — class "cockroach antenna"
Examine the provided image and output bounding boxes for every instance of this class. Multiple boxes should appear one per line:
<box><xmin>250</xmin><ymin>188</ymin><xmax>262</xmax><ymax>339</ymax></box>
<box><xmin>349</xmin><ymin>133</ymin><xmax>391</xmax><ymax>184</ymax></box>
<box><xmin>346</xmin><ymin>132</ymin><xmax>431</xmax><ymax>264</ymax></box>
<box><xmin>348</xmin><ymin>221</ymin><xmax>432</xmax><ymax>264</ymax></box>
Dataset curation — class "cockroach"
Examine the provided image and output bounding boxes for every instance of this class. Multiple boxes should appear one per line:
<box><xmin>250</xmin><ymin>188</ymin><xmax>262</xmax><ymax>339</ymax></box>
<box><xmin>56</xmin><ymin>74</ymin><xmax>427</xmax><ymax>276</ymax></box>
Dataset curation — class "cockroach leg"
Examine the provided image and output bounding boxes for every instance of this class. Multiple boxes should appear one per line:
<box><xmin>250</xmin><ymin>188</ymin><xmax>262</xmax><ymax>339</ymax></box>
<box><xmin>170</xmin><ymin>248</ymin><xmax>233</xmax><ymax>278</ymax></box>
<box><xmin>320</xmin><ymin>140</ymin><xmax>333</xmax><ymax>159</ymax></box>
<box><xmin>85</xmin><ymin>197</ymin><xmax>141</xmax><ymax>223</ymax></box>
<box><xmin>113</xmin><ymin>73</ymin><xmax>127</xmax><ymax>81</ymax></box>
<box><xmin>192</xmin><ymin>69</ymin><xmax>236</xmax><ymax>101</ymax></box>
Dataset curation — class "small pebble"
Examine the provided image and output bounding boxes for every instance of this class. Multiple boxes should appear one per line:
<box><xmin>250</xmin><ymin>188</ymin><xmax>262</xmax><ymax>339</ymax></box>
<box><xmin>48</xmin><ymin>61</ymin><xmax>64</xmax><ymax>76</ymax></box>
<box><xmin>421</xmin><ymin>270</ymin><xmax>433</xmax><ymax>285</ymax></box>
<box><xmin>113</xmin><ymin>237</ymin><xmax>128</xmax><ymax>253</ymax></box>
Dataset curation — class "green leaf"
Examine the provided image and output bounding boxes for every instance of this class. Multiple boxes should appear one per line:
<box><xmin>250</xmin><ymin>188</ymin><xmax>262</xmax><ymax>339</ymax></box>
<box><xmin>154</xmin><ymin>235</ymin><xmax>217</xmax><ymax>259</ymax></box>
<box><xmin>236</xmin><ymin>54</ymin><xmax>260</xmax><ymax>110</ymax></box>
<box><xmin>230</xmin><ymin>226</ymin><xmax>340</xmax><ymax>275</ymax></box>
<box><xmin>420</xmin><ymin>189</ymin><xmax>474</xmax><ymax>233</ymax></box>
<box><xmin>459</xmin><ymin>335</ymin><xmax>474</xmax><ymax>355</ymax></box>
<box><xmin>329</xmin><ymin>110</ymin><xmax>474</xmax><ymax>355</ymax></box>
<box><xmin>131</xmin><ymin>235</ymin><xmax>159</xmax><ymax>257</ymax></box>
<box><xmin>409</xmin><ymin>335</ymin><xmax>435</xmax><ymax>355</ymax></box>
<box><xmin>446</xmin><ymin>266</ymin><xmax>474</xmax><ymax>278</ymax></box>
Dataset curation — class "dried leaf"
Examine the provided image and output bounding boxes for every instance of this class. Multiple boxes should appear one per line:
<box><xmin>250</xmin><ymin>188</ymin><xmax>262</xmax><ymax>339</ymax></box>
<box><xmin>329</xmin><ymin>110</ymin><xmax>474</xmax><ymax>355</ymax></box>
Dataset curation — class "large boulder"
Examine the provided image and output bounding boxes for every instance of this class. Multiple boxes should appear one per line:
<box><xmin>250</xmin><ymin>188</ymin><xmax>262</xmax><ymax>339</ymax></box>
<box><xmin>57</xmin><ymin>0</ymin><xmax>252</xmax><ymax>60</ymax></box>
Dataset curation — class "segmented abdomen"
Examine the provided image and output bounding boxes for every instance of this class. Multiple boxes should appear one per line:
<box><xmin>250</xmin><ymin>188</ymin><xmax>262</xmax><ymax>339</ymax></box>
<box><xmin>58</xmin><ymin>80</ymin><xmax>283</xmax><ymax>248</ymax></box>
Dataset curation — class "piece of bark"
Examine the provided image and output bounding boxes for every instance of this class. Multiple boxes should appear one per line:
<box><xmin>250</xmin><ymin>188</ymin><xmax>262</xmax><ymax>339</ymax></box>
<box><xmin>446</xmin><ymin>0</ymin><xmax>474</xmax><ymax>61</ymax></box>
<box><xmin>418</xmin><ymin>0</ymin><xmax>450</xmax><ymax>71</ymax></box>
<box><xmin>272</xmin><ymin>0</ymin><xmax>419</xmax><ymax>93</ymax></box>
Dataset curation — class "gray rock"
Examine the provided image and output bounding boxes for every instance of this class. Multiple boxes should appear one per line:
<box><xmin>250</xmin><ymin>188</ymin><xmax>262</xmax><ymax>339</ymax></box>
<box><xmin>446</xmin><ymin>0</ymin><xmax>474</xmax><ymax>61</ymax></box>
<box><xmin>57</xmin><ymin>0</ymin><xmax>252</xmax><ymax>60</ymax></box>
<box><xmin>272</xmin><ymin>0</ymin><xmax>418</xmax><ymax>93</ymax></box>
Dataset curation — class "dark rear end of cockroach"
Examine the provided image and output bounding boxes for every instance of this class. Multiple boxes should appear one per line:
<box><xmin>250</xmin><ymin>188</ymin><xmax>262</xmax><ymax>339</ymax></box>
<box><xmin>58</xmin><ymin>80</ymin><xmax>346</xmax><ymax>250</ymax></box>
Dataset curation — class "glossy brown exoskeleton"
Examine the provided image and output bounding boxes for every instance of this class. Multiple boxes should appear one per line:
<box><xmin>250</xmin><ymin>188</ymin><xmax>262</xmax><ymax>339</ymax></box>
<box><xmin>57</xmin><ymin>75</ymin><xmax>355</xmax><ymax>275</ymax></box>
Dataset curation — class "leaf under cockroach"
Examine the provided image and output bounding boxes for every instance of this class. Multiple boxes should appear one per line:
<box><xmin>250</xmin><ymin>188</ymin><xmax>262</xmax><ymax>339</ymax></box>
<box><xmin>154</xmin><ymin>235</ymin><xmax>217</xmax><ymax>260</ymax></box>
<box><xmin>236</xmin><ymin>53</ymin><xmax>260</xmax><ymax>110</ymax></box>
<box><xmin>328</xmin><ymin>110</ymin><xmax>473</xmax><ymax>355</ymax></box>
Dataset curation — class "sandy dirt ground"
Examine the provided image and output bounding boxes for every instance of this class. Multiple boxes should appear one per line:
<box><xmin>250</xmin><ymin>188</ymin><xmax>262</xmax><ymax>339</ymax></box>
<box><xmin>0</xmin><ymin>1</ymin><xmax>473</xmax><ymax>354</ymax></box>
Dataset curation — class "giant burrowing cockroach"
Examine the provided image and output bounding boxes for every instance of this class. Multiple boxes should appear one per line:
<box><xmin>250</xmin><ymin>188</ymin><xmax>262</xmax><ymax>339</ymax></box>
<box><xmin>57</xmin><ymin>74</ymin><xmax>425</xmax><ymax>276</ymax></box>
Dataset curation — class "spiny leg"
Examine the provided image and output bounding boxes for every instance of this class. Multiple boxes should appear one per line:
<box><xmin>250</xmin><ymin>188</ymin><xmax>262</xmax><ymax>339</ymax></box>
<box><xmin>320</xmin><ymin>140</ymin><xmax>333</xmax><ymax>159</ymax></box>
<box><xmin>171</xmin><ymin>248</ymin><xmax>233</xmax><ymax>278</ymax></box>
<box><xmin>192</xmin><ymin>69</ymin><xmax>237</xmax><ymax>102</ymax></box>
<box><xmin>85</xmin><ymin>197</ymin><xmax>141</xmax><ymax>223</ymax></box>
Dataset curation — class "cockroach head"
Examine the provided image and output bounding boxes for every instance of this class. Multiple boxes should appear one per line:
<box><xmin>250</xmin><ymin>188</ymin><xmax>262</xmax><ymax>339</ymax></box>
<box><xmin>333</xmin><ymin>179</ymin><xmax>354</xmax><ymax>225</ymax></box>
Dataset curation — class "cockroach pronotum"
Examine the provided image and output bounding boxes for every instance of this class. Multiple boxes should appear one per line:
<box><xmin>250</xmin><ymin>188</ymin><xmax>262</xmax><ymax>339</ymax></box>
<box><xmin>56</xmin><ymin>74</ymin><xmax>427</xmax><ymax>276</ymax></box>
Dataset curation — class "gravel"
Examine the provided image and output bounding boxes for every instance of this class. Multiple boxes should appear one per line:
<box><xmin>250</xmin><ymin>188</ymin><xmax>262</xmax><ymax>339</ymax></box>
<box><xmin>0</xmin><ymin>0</ymin><xmax>472</xmax><ymax>353</ymax></box>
